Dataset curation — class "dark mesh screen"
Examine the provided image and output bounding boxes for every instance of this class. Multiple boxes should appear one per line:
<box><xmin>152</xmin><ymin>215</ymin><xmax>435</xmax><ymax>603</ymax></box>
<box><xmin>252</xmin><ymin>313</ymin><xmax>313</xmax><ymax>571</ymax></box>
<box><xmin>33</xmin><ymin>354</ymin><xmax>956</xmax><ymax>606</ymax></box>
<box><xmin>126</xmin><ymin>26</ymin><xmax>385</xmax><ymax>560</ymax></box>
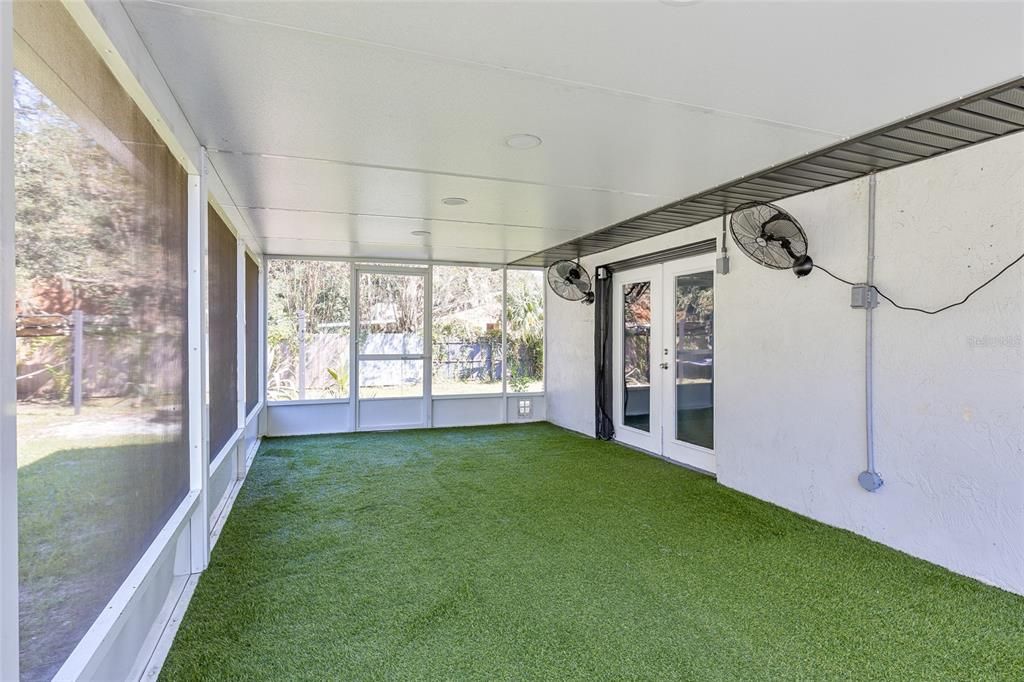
<box><xmin>245</xmin><ymin>254</ymin><xmax>260</xmax><ymax>414</ymax></box>
<box><xmin>13</xmin><ymin>2</ymin><xmax>189</xmax><ymax>678</ymax></box>
<box><xmin>207</xmin><ymin>207</ymin><xmax>237</xmax><ymax>458</ymax></box>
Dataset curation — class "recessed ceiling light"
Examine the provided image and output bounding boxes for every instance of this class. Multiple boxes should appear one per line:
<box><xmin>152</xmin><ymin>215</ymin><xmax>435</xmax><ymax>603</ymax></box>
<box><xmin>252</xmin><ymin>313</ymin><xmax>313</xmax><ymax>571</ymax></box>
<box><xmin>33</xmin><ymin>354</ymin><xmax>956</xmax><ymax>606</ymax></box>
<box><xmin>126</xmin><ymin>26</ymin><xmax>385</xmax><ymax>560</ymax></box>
<box><xmin>411</xmin><ymin>230</ymin><xmax>431</xmax><ymax>236</ymax></box>
<box><xmin>504</xmin><ymin>133</ymin><xmax>542</xmax><ymax>150</ymax></box>
<box><xmin>441</xmin><ymin>197</ymin><xmax>468</xmax><ymax>206</ymax></box>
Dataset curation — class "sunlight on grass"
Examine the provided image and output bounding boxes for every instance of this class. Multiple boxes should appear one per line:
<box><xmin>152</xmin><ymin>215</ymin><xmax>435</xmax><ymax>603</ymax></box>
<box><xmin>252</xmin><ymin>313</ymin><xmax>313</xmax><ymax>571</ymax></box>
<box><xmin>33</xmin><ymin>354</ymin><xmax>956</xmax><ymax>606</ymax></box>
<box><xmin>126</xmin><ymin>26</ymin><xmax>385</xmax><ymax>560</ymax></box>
<box><xmin>17</xmin><ymin>400</ymin><xmax>186</xmax><ymax>680</ymax></box>
<box><xmin>17</xmin><ymin>400</ymin><xmax>168</xmax><ymax>467</ymax></box>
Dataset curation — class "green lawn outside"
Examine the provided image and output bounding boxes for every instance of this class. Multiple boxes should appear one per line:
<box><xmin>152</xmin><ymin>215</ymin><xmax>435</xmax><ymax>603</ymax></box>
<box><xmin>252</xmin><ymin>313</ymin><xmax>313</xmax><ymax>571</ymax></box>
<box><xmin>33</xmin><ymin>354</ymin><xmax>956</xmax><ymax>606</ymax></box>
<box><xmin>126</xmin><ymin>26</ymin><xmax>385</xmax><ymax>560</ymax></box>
<box><xmin>18</xmin><ymin>401</ymin><xmax>188</xmax><ymax>682</ymax></box>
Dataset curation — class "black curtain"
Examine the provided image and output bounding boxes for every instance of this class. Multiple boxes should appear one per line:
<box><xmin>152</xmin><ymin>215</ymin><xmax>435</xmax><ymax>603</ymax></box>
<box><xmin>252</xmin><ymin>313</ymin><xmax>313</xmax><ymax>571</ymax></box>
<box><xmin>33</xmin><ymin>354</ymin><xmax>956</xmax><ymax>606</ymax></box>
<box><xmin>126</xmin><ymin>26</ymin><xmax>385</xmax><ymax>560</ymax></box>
<box><xmin>594</xmin><ymin>268</ymin><xmax>615</xmax><ymax>440</ymax></box>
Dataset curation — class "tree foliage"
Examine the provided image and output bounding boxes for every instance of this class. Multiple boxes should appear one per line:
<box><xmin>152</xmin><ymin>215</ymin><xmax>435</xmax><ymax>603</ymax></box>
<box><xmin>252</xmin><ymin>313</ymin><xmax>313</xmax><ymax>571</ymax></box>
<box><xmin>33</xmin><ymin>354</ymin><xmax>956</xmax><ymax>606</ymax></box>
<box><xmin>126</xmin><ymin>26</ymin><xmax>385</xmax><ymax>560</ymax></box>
<box><xmin>266</xmin><ymin>262</ymin><xmax>544</xmax><ymax>397</ymax></box>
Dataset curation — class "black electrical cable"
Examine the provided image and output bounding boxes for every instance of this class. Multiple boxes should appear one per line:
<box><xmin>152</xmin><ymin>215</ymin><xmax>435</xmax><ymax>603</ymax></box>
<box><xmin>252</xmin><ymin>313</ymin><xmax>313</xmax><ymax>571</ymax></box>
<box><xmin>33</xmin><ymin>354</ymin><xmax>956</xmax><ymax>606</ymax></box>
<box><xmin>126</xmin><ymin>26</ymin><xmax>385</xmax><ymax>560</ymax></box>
<box><xmin>813</xmin><ymin>249</ymin><xmax>1024</xmax><ymax>314</ymax></box>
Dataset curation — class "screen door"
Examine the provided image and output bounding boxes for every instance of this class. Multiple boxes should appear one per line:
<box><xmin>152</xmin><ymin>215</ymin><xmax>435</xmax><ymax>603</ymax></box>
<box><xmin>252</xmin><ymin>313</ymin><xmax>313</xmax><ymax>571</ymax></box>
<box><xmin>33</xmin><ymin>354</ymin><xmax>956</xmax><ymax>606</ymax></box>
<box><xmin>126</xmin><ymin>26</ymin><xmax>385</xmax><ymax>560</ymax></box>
<box><xmin>354</xmin><ymin>266</ymin><xmax>429</xmax><ymax>430</ymax></box>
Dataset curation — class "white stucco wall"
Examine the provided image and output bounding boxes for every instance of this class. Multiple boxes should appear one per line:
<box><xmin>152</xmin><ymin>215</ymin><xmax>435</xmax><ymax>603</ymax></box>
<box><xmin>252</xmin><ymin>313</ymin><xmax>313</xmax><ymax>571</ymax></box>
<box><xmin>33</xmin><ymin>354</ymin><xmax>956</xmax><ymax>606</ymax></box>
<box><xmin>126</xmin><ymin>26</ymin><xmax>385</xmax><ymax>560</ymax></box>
<box><xmin>544</xmin><ymin>132</ymin><xmax>1024</xmax><ymax>594</ymax></box>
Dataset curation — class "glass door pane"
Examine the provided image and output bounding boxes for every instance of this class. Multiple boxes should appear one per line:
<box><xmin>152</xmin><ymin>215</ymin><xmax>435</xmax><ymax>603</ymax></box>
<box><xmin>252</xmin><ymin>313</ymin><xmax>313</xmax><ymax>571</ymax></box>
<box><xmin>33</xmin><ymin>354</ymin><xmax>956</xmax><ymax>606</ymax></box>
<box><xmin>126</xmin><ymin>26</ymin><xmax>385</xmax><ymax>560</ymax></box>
<box><xmin>612</xmin><ymin>265</ymin><xmax>662</xmax><ymax>455</ymax></box>
<box><xmin>672</xmin><ymin>271</ymin><xmax>714</xmax><ymax>449</ymax></box>
<box><xmin>623</xmin><ymin>281</ymin><xmax>652</xmax><ymax>433</ymax></box>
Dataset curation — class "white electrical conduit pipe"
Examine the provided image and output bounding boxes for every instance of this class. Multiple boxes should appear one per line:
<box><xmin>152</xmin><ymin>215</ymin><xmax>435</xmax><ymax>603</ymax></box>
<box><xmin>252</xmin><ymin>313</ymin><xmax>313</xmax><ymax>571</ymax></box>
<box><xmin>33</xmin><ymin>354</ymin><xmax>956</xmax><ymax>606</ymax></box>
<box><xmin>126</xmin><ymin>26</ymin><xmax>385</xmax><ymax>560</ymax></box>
<box><xmin>859</xmin><ymin>174</ymin><xmax>883</xmax><ymax>492</ymax></box>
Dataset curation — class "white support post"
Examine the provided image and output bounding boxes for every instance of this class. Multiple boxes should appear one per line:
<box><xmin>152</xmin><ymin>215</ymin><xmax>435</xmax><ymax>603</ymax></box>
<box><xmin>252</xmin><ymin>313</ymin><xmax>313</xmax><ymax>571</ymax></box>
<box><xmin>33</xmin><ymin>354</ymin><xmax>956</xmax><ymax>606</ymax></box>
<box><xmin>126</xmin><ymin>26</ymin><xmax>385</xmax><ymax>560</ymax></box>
<box><xmin>501</xmin><ymin>267</ymin><xmax>508</xmax><ymax>423</ymax></box>
<box><xmin>71</xmin><ymin>309</ymin><xmax>83</xmax><ymax>415</ymax></box>
<box><xmin>258</xmin><ymin>255</ymin><xmax>266</xmax><ymax>414</ymax></box>
<box><xmin>186</xmin><ymin>152</ymin><xmax>210</xmax><ymax>573</ymax></box>
<box><xmin>235</xmin><ymin>239</ymin><xmax>245</xmax><ymax>479</ymax></box>
<box><xmin>297</xmin><ymin>310</ymin><xmax>307</xmax><ymax>401</ymax></box>
<box><xmin>541</xmin><ymin>268</ymin><xmax>547</xmax><ymax>395</ymax></box>
<box><xmin>424</xmin><ymin>265</ymin><xmax>433</xmax><ymax>427</ymax></box>
<box><xmin>349</xmin><ymin>268</ymin><xmax>358</xmax><ymax>431</ymax></box>
<box><xmin>0</xmin><ymin>2</ymin><xmax>20</xmax><ymax>677</ymax></box>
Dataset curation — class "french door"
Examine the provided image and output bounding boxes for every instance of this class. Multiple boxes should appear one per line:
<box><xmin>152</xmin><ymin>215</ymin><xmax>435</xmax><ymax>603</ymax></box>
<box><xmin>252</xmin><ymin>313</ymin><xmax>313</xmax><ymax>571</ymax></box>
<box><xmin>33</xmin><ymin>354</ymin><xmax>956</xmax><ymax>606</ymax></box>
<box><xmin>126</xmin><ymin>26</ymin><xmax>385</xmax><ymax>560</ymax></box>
<box><xmin>353</xmin><ymin>265</ymin><xmax>430</xmax><ymax>430</ymax></box>
<box><xmin>612</xmin><ymin>254</ymin><xmax>716</xmax><ymax>473</ymax></box>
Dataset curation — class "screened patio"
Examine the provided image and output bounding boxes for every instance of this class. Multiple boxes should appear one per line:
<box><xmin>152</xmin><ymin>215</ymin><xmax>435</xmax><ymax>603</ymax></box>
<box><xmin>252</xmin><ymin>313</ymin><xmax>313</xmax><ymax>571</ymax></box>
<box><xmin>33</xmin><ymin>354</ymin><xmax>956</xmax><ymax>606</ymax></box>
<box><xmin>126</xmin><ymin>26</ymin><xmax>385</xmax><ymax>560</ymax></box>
<box><xmin>1</xmin><ymin>1</ymin><xmax>1023</xmax><ymax>680</ymax></box>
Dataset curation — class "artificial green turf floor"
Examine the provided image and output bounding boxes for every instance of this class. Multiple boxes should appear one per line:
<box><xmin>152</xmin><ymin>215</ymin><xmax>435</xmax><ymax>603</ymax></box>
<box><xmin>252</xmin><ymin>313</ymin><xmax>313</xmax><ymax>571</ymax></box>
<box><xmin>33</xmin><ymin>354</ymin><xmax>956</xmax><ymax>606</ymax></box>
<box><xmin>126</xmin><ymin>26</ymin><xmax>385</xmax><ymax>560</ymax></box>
<box><xmin>161</xmin><ymin>423</ymin><xmax>1024</xmax><ymax>681</ymax></box>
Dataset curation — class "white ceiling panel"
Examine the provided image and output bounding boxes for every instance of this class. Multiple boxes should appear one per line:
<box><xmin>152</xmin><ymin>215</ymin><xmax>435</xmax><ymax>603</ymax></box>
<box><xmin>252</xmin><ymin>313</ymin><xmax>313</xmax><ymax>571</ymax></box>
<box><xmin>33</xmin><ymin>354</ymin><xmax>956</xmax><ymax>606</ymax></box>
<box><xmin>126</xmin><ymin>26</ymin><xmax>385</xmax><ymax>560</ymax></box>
<box><xmin>139</xmin><ymin>0</ymin><xmax>1024</xmax><ymax>135</ymax></box>
<box><xmin>123</xmin><ymin>0</ymin><xmax>1024</xmax><ymax>263</ymax></box>
<box><xmin>129</xmin><ymin>1</ymin><xmax>839</xmax><ymax>195</ymax></box>
<box><xmin>209</xmin><ymin>150</ymin><xmax>675</xmax><ymax>233</ymax></box>
<box><xmin>243</xmin><ymin>208</ymin><xmax>581</xmax><ymax>252</ymax></box>
<box><xmin>261</xmin><ymin>236</ymin><xmax>536</xmax><ymax>265</ymax></box>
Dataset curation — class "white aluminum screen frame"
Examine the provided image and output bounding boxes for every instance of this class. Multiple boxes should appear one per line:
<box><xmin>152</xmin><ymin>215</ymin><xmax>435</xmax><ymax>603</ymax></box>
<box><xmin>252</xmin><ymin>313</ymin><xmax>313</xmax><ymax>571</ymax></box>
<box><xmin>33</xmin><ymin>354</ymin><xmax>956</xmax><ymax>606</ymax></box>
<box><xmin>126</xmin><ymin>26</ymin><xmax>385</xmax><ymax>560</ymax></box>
<box><xmin>353</xmin><ymin>263</ymin><xmax>432</xmax><ymax>430</ymax></box>
<box><xmin>265</xmin><ymin>255</ymin><xmax>546</xmax><ymax>432</ymax></box>
<box><xmin>0</xmin><ymin>3</ymin><xmax>19</xmax><ymax>678</ymax></box>
<box><xmin>0</xmin><ymin>6</ymin><xmax>267</xmax><ymax>678</ymax></box>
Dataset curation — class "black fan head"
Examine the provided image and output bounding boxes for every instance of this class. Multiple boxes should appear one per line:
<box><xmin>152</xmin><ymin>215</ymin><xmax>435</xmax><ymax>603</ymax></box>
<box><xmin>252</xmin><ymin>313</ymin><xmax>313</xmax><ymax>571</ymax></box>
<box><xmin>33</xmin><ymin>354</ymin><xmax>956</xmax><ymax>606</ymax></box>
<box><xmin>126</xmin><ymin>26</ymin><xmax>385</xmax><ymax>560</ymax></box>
<box><xmin>546</xmin><ymin>259</ymin><xmax>593</xmax><ymax>302</ymax></box>
<box><xmin>730</xmin><ymin>202</ymin><xmax>813</xmax><ymax>277</ymax></box>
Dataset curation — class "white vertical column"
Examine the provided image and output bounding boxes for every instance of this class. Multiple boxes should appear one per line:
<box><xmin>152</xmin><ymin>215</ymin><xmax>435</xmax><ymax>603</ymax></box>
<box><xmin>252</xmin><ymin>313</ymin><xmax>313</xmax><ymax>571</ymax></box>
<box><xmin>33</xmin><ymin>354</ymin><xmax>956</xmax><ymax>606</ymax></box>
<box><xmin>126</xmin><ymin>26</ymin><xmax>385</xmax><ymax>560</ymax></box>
<box><xmin>0</xmin><ymin>3</ymin><xmax>20</xmax><ymax>678</ymax></box>
<box><xmin>541</xmin><ymin>267</ymin><xmax>547</xmax><ymax>395</ymax></box>
<box><xmin>423</xmin><ymin>266</ymin><xmax>432</xmax><ymax>427</ymax></box>
<box><xmin>235</xmin><ymin>239</ymin><xmax>246</xmax><ymax>478</ymax></box>
<box><xmin>297</xmin><ymin>310</ymin><xmax>307</xmax><ymax>400</ymax></box>
<box><xmin>258</xmin><ymin>255</ymin><xmax>266</xmax><ymax>417</ymax></box>
<box><xmin>501</xmin><ymin>267</ymin><xmax>508</xmax><ymax>423</ymax></box>
<box><xmin>187</xmin><ymin>151</ymin><xmax>210</xmax><ymax>572</ymax></box>
<box><xmin>349</xmin><ymin>267</ymin><xmax>358</xmax><ymax>432</ymax></box>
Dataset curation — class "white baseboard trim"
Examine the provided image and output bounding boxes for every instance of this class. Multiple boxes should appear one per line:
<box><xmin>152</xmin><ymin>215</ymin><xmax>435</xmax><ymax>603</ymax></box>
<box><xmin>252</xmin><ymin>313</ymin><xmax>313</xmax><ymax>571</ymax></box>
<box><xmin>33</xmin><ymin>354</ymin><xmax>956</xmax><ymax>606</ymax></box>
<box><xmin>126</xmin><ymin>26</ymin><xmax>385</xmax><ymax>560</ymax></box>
<box><xmin>244</xmin><ymin>435</ymin><xmax>260</xmax><ymax>470</ymax></box>
<box><xmin>140</xmin><ymin>441</ymin><xmax>259</xmax><ymax>681</ymax></box>
<box><xmin>53</xmin><ymin>491</ymin><xmax>199</xmax><ymax>681</ymax></box>
<box><xmin>139</xmin><ymin>574</ymin><xmax>198</xmax><ymax>682</ymax></box>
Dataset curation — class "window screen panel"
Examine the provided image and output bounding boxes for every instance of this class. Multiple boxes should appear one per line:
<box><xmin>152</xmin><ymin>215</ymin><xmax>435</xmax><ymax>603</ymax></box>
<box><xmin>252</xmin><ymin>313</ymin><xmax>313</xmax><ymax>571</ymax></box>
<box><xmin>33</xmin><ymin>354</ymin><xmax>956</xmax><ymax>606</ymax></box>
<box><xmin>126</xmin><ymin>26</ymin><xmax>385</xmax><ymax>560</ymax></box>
<box><xmin>13</xmin><ymin>3</ymin><xmax>189</xmax><ymax>679</ymax></box>
<box><xmin>432</xmin><ymin>266</ymin><xmax>502</xmax><ymax>395</ymax></box>
<box><xmin>266</xmin><ymin>260</ymin><xmax>351</xmax><ymax>402</ymax></box>
<box><xmin>505</xmin><ymin>270</ymin><xmax>545</xmax><ymax>393</ymax></box>
<box><xmin>245</xmin><ymin>254</ymin><xmax>260</xmax><ymax>414</ymax></box>
<box><xmin>208</xmin><ymin>208</ymin><xmax>237</xmax><ymax>457</ymax></box>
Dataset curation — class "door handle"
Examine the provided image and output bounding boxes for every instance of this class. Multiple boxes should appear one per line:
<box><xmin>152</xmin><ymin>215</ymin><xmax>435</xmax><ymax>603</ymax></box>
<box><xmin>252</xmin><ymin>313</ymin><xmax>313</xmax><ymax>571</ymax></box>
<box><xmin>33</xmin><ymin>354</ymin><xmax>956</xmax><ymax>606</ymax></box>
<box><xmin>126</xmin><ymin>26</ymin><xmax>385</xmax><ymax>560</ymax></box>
<box><xmin>660</xmin><ymin>362</ymin><xmax>669</xmax><ymax>370</ymax></box>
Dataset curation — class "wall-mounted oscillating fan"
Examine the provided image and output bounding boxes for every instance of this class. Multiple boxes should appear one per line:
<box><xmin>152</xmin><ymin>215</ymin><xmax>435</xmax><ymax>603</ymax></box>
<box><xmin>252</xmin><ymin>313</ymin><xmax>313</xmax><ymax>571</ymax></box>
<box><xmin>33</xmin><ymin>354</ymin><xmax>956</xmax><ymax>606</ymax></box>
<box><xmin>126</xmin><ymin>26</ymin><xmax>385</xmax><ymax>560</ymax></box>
<box><xmin>546</xmin><ymin>259</ymin><xmax>595</xmax><ymax>304</ymax></box>
<box><xmin>730</xmin><ymin>201</ymin><xmax>814</xmax><ymax>277</ymax></box>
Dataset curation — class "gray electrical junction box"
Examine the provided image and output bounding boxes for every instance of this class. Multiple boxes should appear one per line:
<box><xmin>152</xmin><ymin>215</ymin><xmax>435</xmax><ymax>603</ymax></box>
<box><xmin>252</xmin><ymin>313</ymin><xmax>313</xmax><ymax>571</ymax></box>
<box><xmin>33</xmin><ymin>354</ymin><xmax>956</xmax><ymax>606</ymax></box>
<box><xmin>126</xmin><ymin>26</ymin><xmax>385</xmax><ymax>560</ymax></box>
<box><xmin>850</xmin><ymin>284</ymin><xmax>879</xmax><ymax>309</ymax></box>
